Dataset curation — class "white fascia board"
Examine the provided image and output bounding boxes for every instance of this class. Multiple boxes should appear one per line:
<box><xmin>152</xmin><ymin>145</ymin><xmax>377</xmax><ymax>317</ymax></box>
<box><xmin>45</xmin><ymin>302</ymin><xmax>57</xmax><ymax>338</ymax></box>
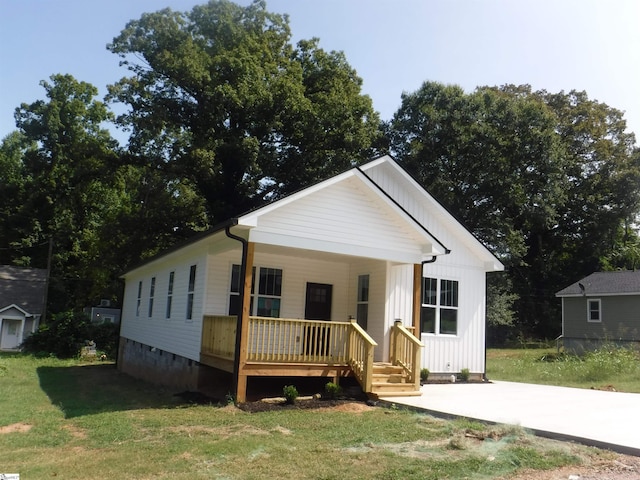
<box><xmin>0</xmin><ymin>304</ymin><xmax>30</xmax><ymax>316</ymax></box>
<box><xmin>247</xmin><ymin>230</ymin><xmax>432</xmax><ymax>264</ymax></box>
<box><xmin>363</xmin><ymin>158</ymin><xmax>504</xmax><ymax>270</ymax></box>
<box><xmin>350</xmin><ymin>168</ymin><xmax>448</xmax><ymax>254</ymax></box>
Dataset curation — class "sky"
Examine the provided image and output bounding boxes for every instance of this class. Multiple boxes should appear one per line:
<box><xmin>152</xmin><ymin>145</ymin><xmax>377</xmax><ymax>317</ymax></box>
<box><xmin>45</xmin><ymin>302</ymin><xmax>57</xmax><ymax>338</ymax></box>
<box><xmin>1</xmin><ymin>0</ymin><xmax>639</xmax><ymax>145</ymax></box>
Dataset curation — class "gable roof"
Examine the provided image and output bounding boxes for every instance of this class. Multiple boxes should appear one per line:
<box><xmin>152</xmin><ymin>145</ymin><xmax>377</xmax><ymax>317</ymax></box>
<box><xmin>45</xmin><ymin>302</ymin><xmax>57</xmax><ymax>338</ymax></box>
<box><xmin>123</xmin><ymin>155</ymin><xmax>503</xmax><ymax>275</ymax></box>
<box><xmin>0</xmin><ymin>265</ymin><xmax>48</xmax><ymax>314</ymax></box>
<box><xmin>556</xmin><ymin>271</ymin><xmax>640</xmax><ymax>297</ymax></box>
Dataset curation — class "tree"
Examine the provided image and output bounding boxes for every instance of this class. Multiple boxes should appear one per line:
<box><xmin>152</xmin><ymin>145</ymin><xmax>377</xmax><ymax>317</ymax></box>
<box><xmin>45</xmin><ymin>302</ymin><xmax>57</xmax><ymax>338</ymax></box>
<box><xmin>387</xmin><ymin>82</ymin><xmax>640</xmax><ymax>339</ymax></box>
<box><xmin>10</xmin><ymin>74</ymin><xmax>121</xmax><ymax>310</ymax></box>
<box><xmin>107</xmin><ymin>0</ymin><xmax>381</xmax><ymax>223</ymax></box>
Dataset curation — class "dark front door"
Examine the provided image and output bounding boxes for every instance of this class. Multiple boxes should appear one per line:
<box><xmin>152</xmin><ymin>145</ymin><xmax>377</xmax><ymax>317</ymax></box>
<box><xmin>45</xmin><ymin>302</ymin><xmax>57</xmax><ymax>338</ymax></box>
<box><xmin>305</xmin><ymin>283</ymin><xmax>332</xmax><ymax>320</ymax></box>
<box><xmin>304</xmin><ymin>283</ymin><xmax>332</xmax><ymax>357</ymax></box>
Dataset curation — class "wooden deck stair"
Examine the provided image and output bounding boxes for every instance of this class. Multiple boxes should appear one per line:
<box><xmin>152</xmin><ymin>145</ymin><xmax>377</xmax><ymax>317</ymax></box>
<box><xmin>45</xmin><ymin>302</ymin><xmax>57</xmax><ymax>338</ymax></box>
<box><xmin>369</xmin><ymin>362</ymin><xmax>422</xmax><ymax>398</ymax></box>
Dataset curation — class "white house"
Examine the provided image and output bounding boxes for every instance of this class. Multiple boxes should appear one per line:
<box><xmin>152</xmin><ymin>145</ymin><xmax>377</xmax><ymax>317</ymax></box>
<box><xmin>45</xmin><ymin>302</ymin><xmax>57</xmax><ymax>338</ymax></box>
<box><xmin>118</xmin><ymin>155</ymin><xmax>503</xmax><ymax>401</ymax></box>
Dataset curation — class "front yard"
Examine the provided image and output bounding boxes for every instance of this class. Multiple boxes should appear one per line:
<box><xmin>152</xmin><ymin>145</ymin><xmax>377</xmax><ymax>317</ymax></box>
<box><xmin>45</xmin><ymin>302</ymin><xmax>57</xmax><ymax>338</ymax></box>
<box><xmin>0</xmin><ymin>353</ymin><xmax>636</xmax><ymax>479</ymax></box>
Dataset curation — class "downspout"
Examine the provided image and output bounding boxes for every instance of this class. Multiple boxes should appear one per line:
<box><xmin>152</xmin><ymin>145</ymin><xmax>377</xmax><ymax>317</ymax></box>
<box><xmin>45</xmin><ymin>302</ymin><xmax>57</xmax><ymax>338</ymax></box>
<box><xmin>224</xmin><ymin>219</ymin><xmax>245</xmax><ymax>402</ymax></box>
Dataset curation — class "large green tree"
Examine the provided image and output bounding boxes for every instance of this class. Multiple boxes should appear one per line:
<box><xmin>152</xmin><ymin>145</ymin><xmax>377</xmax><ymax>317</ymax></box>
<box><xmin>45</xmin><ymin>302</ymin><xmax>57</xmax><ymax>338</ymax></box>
<box><xmin>4</xmin><ymin>74</ymin><xmax>209</xmax><ymax>311</ymax></box>
<box><xmin>387</xmin><ymin>82</ymin><xmax>640</xmax><ymax>339</ymax></box>
<box><xmin>107</xmin><ymin>0</ymin><xmax>381</xmax><ymax>222</ymax></box>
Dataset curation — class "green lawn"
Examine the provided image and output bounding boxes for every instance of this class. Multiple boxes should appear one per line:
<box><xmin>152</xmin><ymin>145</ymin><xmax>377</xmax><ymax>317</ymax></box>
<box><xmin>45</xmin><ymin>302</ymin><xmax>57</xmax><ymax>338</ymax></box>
<box><xmin>0</xmin><ymin>352</ymin><xmax>614</xmax><ymax>479</ymax></box>
<box><xmin>486</xmin><ymin>346</ymin><xmax>640</xmax><ymax>393</ymax></box>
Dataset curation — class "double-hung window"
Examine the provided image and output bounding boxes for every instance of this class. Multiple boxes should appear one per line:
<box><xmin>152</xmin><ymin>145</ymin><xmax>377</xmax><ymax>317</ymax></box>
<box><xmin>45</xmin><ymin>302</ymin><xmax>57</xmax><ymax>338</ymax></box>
<box><xmin>356</xmin><ymin>274</ymin><xmax>369</xmax><ymax>330</ymax></box>
<box><xmin>257</xmin><ymin>267</ymin><xmax>282</xmax><ymax>317</ymax></box>
<box><xmin>420</xmin><ymin>277</ymin><xmax>459</xmax><ymax>335</ymax></box>
<box><xmin>166</xmin><ymin>271</ymin><xmax>174</xmax><ymax>319</ymax></box>
<box><xmin>186</xmin><ymin>265</ymin><xmax>196</xmax><ymax>320</ymax></box>
<box><xmin>148</xmin><ymin>277</ymin><xmax>156</xmax><ymax>317</ymax></box>
<box><xmin>229</xmin><ymin>265</ymin><xmax>255</xmax><ymax>315</ymax></box>
<box><xmin>587</xmin><ymin>299</ymin><xmax>601</xmax><ymax>322</ymax></box>
<box><xmin>136</xmin><ymin>281</ymin><xmax>143</xmax><ymax>317</ymax></box>
<box><xmin>229</xmin><ymin>264</ymin><xmax>281</xmax><ymax>317</ymax></box>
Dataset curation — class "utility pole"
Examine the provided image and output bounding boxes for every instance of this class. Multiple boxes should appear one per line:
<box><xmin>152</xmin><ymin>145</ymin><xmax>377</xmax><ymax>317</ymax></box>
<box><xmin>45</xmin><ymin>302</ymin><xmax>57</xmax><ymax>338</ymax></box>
<box><xmin>41</xmin><ymin>237</ymin><xmax>53</xmax><ymax>324</ymax></box>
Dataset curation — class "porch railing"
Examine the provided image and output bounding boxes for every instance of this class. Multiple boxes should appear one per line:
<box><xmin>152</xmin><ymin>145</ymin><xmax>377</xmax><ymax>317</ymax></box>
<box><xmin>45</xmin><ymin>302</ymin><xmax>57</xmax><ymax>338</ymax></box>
<box><xmin>201</xmin><ymin>315</ymin><xmax>236</xmax><ymax>362</ymax></box>
<box><xmin>389</xmin><ymin>320</ymin><xmax>424</xmax><ymax>389</ymax></box>
<box><xmin>200</xmin><ymin>315</ymin><xmax>377</xmax><ymax>392</ymax></box>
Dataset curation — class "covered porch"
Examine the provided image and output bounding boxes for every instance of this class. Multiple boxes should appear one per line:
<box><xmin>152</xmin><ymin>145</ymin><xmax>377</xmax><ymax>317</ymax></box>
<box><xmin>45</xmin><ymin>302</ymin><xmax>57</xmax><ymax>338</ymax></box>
<box><xmin>200</xmin><ymin>314</ymin><xmax>423</xmax><ymax>402</ymax></box>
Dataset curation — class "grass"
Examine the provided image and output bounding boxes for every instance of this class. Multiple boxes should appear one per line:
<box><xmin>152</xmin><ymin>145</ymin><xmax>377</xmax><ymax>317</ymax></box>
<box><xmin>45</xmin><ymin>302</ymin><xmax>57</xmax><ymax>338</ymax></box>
<box><xmin>0</xmin><ymin>352</ymin><xmax>611</xmax><ymax>479</ymax></box>
<box><xmin>487</xmin><ymin>345</ymin><xmax>640</xmax><ymax>393</ymax></box>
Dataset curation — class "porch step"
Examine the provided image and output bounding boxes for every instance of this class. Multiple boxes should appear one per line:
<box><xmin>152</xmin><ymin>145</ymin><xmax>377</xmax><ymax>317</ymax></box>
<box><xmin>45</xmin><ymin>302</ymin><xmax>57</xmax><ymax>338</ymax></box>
<box><xmin>369</xmin><ymin>362</ymin><xmax>421</xmax><ymax>397</ymax></box>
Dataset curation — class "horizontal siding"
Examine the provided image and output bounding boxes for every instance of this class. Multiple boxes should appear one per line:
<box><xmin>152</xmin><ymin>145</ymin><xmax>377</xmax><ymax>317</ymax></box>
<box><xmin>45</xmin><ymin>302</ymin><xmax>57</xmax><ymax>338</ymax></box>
<box><xmin>205</xmin><ymin>247</ymin><xmax>350</xmax><ymax>321</ymax></box>
<box><xmin>563</xmin><ymin>296</ymin><xmax>640</xmax><ymax>341</ymax></box>
<box><xmin>255</xmin><ymin>177</ymin><xmax>425</xmax><ymax>258</ymax></box>
<box><xmin>120</xmin><ymin>247</ymin><xmax>208</xmax><ymax>361</ymax></box>
<box><xmin>348</xmin><ymin>258</ymin><xmax>388</xmax><ymax>361</ymax></box>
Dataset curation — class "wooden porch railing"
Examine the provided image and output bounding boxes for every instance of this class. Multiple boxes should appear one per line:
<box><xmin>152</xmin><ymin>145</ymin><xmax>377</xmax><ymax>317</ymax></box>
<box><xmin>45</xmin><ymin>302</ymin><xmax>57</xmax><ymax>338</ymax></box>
<box><xmin>347</xmin><ymin>319</ymin><xmax>378</xmax><ymax>392</ymax></box>
<box><xmin>389</xmin><ymin>320</ymin><xmax>424</xmax><ymax>390</ymax></box>
<box><xmin>200</xmin><ymin>315</ymin><xmax>377</xmax><ymax>393</ymax></box>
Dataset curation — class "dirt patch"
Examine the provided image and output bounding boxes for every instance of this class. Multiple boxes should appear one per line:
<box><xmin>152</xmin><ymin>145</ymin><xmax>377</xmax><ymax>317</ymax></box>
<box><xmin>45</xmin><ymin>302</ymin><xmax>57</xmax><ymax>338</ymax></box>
<box><xmin>63</xmin><ymin>424</ymin><xmax>88</xmax><ymax>439</ymax></box>
<box><xmin>0</xmin><ymin>422</ymin><xmax>32</xmax><ymax>434</ymax></box>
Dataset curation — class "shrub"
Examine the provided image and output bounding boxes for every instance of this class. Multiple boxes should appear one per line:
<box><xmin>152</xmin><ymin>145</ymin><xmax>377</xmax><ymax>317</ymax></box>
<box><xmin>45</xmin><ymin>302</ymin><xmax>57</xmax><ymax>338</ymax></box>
<box><xmin>459</xmin><ymin>368</ymin><xmax>470</xmax><ymax>382</ymax></box>
<box><xmin>324</xmin><ymin>381</ymin><xmax>342</xmax><ymax>399</ymax></box>
<box><xmin>22</xmin><ymin>311</ymin><xmax>119</xmax><ymax>359</ymax></box>
<box><xmin>283</xmin><ymin>385</ymin><xmax>298</xmax><ymax>404</ymax></box>
<box><xmin>420</xmin><ymin>368</ymin><xmax>430</xmax><ymax>383</ymax></box>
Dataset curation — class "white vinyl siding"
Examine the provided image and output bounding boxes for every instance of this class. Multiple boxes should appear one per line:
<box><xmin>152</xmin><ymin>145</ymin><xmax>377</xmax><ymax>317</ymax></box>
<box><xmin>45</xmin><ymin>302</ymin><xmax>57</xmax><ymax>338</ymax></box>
<box><xmin>120</xmin><ymin>247</ymin><xmax>208</xmax><ymax>362</ymax></box>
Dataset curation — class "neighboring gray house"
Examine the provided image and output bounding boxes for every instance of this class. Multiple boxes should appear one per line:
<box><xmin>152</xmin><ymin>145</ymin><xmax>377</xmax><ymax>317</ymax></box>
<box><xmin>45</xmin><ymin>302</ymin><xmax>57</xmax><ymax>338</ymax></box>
<box><xmin>0</xmin><ymin>265</ymin><xmax>48</xmax><ymax>350</ymax></box>
<box><xmin>556</xmin><ymin>271</ymin><xmax>640</xmax><ymax>353</ymax></box>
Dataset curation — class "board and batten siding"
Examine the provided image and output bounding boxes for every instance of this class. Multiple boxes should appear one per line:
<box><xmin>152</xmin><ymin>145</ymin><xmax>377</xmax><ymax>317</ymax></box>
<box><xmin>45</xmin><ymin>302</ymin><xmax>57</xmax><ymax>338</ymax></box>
<box><xmin>120</xmin><ymin>247</ymin><xmax>208</xmax><ymax>362</ymax></box>
<box><xmin>420</xmin><ymin>261</ymin><xmax>487</xmax><ymax>374</ymax></box>
<box><xmin>562</xmin><ymin>296</ymin><xmax>640</xmax><ymax>341</ymax></box>
<box><xmin>248</xmin><ymin>176</ymin><xmax>429</xmax><ymax>262</ymax></box>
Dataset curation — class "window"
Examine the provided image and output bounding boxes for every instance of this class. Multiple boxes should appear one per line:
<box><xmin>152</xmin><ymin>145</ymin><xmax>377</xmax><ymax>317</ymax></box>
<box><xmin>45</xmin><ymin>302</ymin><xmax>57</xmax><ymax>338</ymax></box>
<box><xmin>186</xmin><ymin>265</ymin><xmax>197</xmax><ymax>320</ymax></box>
<box><xmin>166</xmin><ymin>271</ymin><xmax>174</xmax><ymax>319</ymax></box>
<box><xmin>257</xmin><ymin>267</ymin><xmax>282</xmax><ymax>317</ymax></box>
<box><xmin>229</xmin><ymin>264</ymin><xmax>281</xmax><ymax>317</ymax></box>
<box><xmin>136</xmin><ymin>281</ymin><xmax>143</xmax><ymax>317</ymax></box>
<box><xmin>420</xmin><ymin>277</ymin><xmax>459</xmax><ymax>335</ymax></box>
<box><xmin>588</xmin><ymin>299</ymin><xmax>601</xmax><ymax>322</ymax></box>
<box><xmin>229</xmin><ymin>265</ymin><xmax>255</xmax><ymax>316</ymax></box>
<box><xmin>356</xmin><ymin>274</ymin><xmax>369</xmax><ymax>330</ymax></box>
<box><xmin>148</xmin><ymin>277</ymin><xmax>156</xmax><ymax>317</ymax></box>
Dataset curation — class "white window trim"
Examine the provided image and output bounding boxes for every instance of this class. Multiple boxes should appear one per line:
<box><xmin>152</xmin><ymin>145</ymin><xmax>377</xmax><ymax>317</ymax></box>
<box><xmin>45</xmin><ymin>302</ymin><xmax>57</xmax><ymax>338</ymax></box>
<box><xmin>422</xmin><ymin>277</ymin><xmax>459</xmax><ymax>337</ymax></box>
<box><xmin>587</xmin><ymin>298</ymin><xmax>602</xmax><ymax>323</ymax></box>
<box><xmin>229</xmin><ymin>263</ymin><xmax>283</xmax><ymax>317</ymax></box>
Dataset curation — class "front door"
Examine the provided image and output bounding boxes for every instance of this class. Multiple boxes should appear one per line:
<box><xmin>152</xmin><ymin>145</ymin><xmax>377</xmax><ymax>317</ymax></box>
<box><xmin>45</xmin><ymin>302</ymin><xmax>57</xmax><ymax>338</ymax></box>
<box><xmin>304</xmin><ymin>283</ymin><xmax>332</xmax><ymax>357</ymax></box>
<box><xmin>0</xmin><ymin>319</ymin><xmax>22</xmax><ymax>350</ymax></box>
<box><xmin>304</xmin><ymin>283</ymin><xmax>333</xmax><ymax>320</ymax></box>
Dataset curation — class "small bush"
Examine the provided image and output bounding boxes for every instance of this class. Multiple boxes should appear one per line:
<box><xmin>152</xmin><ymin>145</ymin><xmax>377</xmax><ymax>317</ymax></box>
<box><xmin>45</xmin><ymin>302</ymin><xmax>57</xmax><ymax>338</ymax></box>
<box><xmin>420</xmin><ymin>368</ymin><xmax>430</xmax><ymax>383</ymax></box>
<box><xmin>22</xmin><ymin>311</ymin><xmax>119</xmax><ymax>359</ymax></box>
<box><xmin>283</xmin><ymin>385</ymin><xmax>298</xmax><ymax>404</ymax></box>
<box><xmin>459</xmin><ymin>368</ymin><xmax>470</xmax><ymax>382</ymax></box>
<box><xmin>324</xmin><ymin>382</ymin><xmax>342</xmax><ymax>399</ymax></box>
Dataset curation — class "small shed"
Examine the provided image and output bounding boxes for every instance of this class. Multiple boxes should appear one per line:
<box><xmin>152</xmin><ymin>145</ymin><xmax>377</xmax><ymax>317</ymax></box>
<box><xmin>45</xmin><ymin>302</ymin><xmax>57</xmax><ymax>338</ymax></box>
<box><xmin>556</xmin><ymin>270</ymin><xmax>640</xmax><ymax>353</ymax></box>
<box><xmin>0</xmin><ymin>265</ymin><xmax>48</xmax><ymax>350</ymax></box>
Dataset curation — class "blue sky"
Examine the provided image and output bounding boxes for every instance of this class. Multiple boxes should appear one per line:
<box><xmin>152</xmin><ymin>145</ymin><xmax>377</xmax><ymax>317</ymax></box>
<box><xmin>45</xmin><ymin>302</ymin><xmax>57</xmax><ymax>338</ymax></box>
<box><xmin>1</xmin><ymin>0</ymin><xmax>639</xmax><ymax>144</ymax></box>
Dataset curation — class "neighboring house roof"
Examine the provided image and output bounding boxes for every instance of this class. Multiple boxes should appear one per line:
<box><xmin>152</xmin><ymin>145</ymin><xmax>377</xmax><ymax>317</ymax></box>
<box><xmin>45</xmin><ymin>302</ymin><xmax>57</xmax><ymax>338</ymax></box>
<box><xmin>555</xmin><ymin>270</ymin><xmax>640</xmax><ymax>297</ymax></box>
<box><xmin>0</xmin><ymin>265</ymin><xmax>48</xmax><ymax>314</ymax></box>
<box><xmin>122</xmin><ymin>154</ymin><xmax>504</xmax><ymax>276</ymax></box>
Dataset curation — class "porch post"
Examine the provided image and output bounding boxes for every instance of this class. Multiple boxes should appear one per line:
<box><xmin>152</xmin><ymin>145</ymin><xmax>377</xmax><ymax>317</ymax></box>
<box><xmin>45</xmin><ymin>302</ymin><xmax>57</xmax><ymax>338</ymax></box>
<box><xmin>236</xmin><ymin>241</ymin><xmax>255</xmax><ymax>403</ymax></box>
<box><xmin>413</xmin><ymin>264</ymin><xmax>422</xmax><ymax>334</ymax></box>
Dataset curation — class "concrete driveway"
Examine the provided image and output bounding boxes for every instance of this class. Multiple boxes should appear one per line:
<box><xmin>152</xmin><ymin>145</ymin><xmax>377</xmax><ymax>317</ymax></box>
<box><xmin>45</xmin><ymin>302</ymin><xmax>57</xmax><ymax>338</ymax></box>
<box><xmin>382</xmin><ymin>381</ymin><xmax>640</xmax><ymax>456</ymax></box>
